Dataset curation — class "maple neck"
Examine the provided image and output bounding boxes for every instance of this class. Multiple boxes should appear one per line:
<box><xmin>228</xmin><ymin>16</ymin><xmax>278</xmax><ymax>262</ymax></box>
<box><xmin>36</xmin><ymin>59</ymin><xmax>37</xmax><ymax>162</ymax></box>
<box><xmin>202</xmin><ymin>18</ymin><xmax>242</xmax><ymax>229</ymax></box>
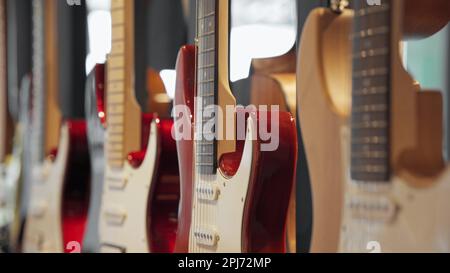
<box><xmin>0</xmin><ymin>0</ymin><xmax>6</xmax><ymax>162</ymax></box>
<box><xmin>30</xmin><ymin>0</ymin><xmax>61</xmax><ymax>162</ymax></box>
<box><xmin>106</xmin><ymin>0</ymin><xmax>141</xmax><ymax>169</ymax></box>
<box><xmin>351</xmin><ymin>0</ymin><xmax>392</xmax><ymax>182</ymax></box>
<box><xmin>31</xmin><ymin>0</ymin><xmax>46</xmax><ymax>162</ymax></box>
<box><xmin>195</xmin><ymin>0</ymin><xmax>218</xmax><ymax>175</ymax></box>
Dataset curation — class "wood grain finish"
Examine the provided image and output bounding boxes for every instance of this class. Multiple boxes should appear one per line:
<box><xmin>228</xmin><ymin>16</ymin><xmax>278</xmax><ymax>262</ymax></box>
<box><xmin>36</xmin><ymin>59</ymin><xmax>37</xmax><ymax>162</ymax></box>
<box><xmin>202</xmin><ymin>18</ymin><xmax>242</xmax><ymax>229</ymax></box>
<box><xmin>107</xmin><ymin>0</ymin><xmax>141</xmax><ymax>168</ymax></box>
<box><xmin>43</xmin><ymin>0</ymin><xmax>61</xmax><ymax>156</ymax></box>
<box><xmin>403</xmin><ymin>0</ymin><xmax>450</xmax><ymax>38</ymax></box>
<box><xmin>297</xmin><ymin>8</ymin><xmax>352</xmax><ymax>252</ymax></box>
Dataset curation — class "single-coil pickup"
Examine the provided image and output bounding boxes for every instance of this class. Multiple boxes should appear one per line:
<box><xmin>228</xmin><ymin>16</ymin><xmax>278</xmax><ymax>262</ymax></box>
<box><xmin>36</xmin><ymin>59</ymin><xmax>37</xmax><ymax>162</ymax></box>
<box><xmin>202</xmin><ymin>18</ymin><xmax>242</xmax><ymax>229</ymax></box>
<box><xmin>196</xmin><ymin>183</ymin><xmax>220</xmax><ymax>201</ymax></box>
<box><xmin>193</xmin><ymin>227</ymin><xmax>219</xmax><ymax>247</ymax></box>
<box><xmin>348</xmin><ymin>195</ymin><xmax>397</xmax><ymax>223</ymax></box>
<box><xmin>107</xmin><ymin>174</ymin><xmax>128</xmax><ymax>190</ymax></box>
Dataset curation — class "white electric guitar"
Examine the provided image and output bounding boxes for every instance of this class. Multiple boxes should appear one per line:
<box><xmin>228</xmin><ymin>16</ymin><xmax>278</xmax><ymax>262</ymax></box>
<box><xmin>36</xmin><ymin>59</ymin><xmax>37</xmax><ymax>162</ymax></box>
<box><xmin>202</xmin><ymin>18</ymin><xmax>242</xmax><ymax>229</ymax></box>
<box><xmin>23</xmin><ymin>0</ymin><xmax>91</xmax><ymax>253</ymax></box>
<box><xmin>99</xmin><ymin>0</ymin><xmax>179</xmax><ymax>253</ymax></box>
<box><xmin>173</xmin><ymin>0</ymin><xmax>297</xmax><ymax>253</ymax></box>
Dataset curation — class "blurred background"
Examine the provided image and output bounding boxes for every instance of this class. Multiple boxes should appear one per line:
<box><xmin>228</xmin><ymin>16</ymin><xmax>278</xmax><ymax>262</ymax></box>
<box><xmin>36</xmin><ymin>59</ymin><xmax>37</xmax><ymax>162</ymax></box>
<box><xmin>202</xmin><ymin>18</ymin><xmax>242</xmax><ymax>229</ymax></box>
<box><xmin>2</xmin><ymin>0</ymin><xmax>449</xmax><ymax>253</ymax></box>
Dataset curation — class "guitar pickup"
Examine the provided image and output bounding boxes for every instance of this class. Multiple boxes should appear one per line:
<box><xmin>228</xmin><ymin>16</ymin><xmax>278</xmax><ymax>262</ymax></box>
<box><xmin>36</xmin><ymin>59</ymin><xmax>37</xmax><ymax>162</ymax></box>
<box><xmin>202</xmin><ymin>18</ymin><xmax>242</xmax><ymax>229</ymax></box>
<box><xmin>106</xmin><ymin>174</ymin><xmax>128</xmax><ymax>190</ymax></box>
<box><xmin>193</xmin><ymin>227</ymin><xmax>219</xmax><ymax>247</ymax></box>
<box><xmin>196</xmin><ymin>183</ymin><xmax>220</xmax><ymax>201</ymax></box>
<box><xmin>348</xmin><ymin>195</ymin><xmax>397</xmax><ymax>223</ymax></box>
<box><xmin>104</xmin><ymin>206</ymin><xmax>127</xmax><ymax>226</ymax></box>
<box><xmin>30</xmin><ymin>201</ymin><xmax>48</xmax><ymax>218</ymax></box>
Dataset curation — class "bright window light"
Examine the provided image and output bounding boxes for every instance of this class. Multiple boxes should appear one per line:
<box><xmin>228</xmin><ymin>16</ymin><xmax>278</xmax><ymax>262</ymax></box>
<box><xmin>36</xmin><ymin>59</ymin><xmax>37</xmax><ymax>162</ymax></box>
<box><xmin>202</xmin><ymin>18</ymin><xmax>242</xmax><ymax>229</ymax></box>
<box><xmin>86</xmin><ymin>10</ymin><xmax>111</xmax><ymax>74</ymax></box>
<box><xmin>230</xmin><ymin>0</ymin><xmax>297</xmax><ymax>82</ymax></box>
<box><xmin>160</xmin><ymin>69</ymin><xmax>177</xmax><ymax>100</ymax></box>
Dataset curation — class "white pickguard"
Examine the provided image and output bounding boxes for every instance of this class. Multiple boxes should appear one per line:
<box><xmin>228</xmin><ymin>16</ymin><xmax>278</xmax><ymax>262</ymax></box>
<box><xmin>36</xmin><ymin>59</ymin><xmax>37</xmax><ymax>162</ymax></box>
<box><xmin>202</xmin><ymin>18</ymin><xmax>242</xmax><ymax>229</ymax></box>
<box><xmin>339</xmin><ymin>127</ymin><xmax>450</xmax><ymax>253</ymax></box>
<box><xmin>99</xmin><ymin>121</ymin><xmax>158</xmax><ymax>253</ymax></box>
<box><xmin>189</xmin><ymin>117</ymin><xmax>255</xmax><ymax>253</ymax></box>
<box><xmin>22</xmin><ymin>124</ymin><xmax>69</xmax><ymax>253</ymax></box>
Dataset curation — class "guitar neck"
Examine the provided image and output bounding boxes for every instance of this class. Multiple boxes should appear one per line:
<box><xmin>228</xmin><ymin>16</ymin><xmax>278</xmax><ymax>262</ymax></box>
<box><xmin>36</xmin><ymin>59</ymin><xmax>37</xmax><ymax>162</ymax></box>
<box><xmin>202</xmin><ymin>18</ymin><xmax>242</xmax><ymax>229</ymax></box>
<box><xmin>31</xmin><ymin>0</ymin><xmax>45</xmax><ymax>162</ymax></box>
<box><xmin>107</xmin><ymin>0</ymin><xmax>141</xmax><ymax>168</ymax></box>
<box><xmin>196</xmin><ymin>0</ymin><xmax>218</xmax><ymax>175</ymax></box>
<box><xmin>195</xmin><ymin>0</ymin><xmax>236</xmax><ymax>176</ymax></box>
<box><xmin>350</xmin><ymin>0</ymin><xmax>392</xmax><ymax>182</ymax></box>
<box><xmin>0</xmin><ymin>0</ymin><xmax>6</xmax><ymax>162</ymax></box>
<box><xmin>31</xmin><ymin>0</ymin><xmax>61</xmax><ymax>162</ymax></box>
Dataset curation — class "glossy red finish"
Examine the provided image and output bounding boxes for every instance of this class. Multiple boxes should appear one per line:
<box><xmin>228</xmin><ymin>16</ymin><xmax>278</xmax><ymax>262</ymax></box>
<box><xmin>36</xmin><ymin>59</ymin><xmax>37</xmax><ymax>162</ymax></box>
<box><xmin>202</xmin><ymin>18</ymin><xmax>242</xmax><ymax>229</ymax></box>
<box><xmin>61</xmin><ymin>120</ymin><xmax>91</xmax><ymax>253</ymax></box>
<box><xmin>173</xmin><ymin>45</ymin><xmax>196</xmax><ymax>253</ymax></box>
<box><xmin>95</xmin><ymin>63</ymin><xmax>106</xmax><ymax>127</ymax></box>
<box><xmin>147</xmin><ymin>117</ymin><xmax>179</xmax><ymax>253</ymax></box>
<box><xmin>174</xmin><ymin>46</ymin><xmax>297</xmax><ymax>253</ymax></box>
<box><xmin>241</xmin><ymin>111</ymin><xmax>297</xmax><ymax>253</ymax></box>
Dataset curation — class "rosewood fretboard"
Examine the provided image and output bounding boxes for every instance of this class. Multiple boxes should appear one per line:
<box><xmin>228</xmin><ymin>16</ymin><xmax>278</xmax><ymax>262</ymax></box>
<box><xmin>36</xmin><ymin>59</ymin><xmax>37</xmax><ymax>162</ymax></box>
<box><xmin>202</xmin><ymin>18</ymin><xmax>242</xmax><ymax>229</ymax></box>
<box><xmin>351</xmin><ymin>0</ymin><xmax>392</xmax><ymax>182</ymax></box>
<box><xmin>195</xmin><ymin>0</ymin><xmax>218</xmax><ymax>175</ymax></box>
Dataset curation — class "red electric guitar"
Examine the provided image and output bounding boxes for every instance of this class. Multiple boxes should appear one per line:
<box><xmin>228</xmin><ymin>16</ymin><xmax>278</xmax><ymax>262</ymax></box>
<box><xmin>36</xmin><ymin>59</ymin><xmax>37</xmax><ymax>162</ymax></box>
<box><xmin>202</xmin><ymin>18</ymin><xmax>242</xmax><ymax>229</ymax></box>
<box><xmin>23</xmin><ymin>0</ymin><xmax>90</xmax><ymax>253</ymax></box>
<box><xmin>173</xmin><ymin>0</ymin><xmax>297</xmax><ymax>253</ymax></box>
<box><xmin>98</xmin><ymin>0</ymin><xmax>179</xmax><ymax>253</ymax></box>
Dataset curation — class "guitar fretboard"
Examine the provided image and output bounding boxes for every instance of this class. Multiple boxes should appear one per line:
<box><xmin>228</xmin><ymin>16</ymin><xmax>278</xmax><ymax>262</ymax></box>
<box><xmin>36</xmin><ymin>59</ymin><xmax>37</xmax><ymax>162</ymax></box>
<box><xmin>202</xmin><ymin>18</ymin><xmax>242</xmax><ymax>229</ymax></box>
<box><xmin>196</xmin><ymin>0</ymin><xmax>217</xmax><ymax>175</ymax></box>
<box><xmin>351</xmin><ymin>0</ymin><xmax>391</xmax><ymax>182</ymax></box>
<box><xmin>31</xmin><ymin>0</ymin><xmax>46</xmax><ymax>163</ymax></box>
<box><xmin>107</xmin><ymin>0</ymin><xmax>141</xmax><ymax>168</ymax></box>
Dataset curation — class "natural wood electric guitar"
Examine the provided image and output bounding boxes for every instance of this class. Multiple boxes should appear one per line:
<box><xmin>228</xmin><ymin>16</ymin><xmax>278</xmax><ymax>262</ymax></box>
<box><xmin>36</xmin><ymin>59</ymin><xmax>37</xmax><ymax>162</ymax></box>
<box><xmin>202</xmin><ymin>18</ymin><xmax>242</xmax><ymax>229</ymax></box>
<box><xmin>339</xmin><ymin>0</ymin><xmax>450</xmax><ymax>252</ymax></box>
<box><xmin>23</xmin><ymin>0</ymin><xmax>90</xmax><ymax>253</ymax></box>
<box><xmin>297</xmin><ymin>5</ymin><xmax>352</xmax><ymax>253</ymax></box>
<box><xmin>99</xmin><ymin>0</ymin><xmax>179</xmax><ymax>253</ymax></box>
<box><xmin>174</xmin><ymin>0</ymin><xmax>297</xmax><ymax>253</ymax></box>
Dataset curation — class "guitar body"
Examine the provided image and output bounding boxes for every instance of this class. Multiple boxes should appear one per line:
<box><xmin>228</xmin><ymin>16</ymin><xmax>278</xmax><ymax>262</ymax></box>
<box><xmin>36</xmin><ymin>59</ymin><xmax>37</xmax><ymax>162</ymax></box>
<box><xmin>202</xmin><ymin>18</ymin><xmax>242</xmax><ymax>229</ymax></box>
<box><xmin>174</xmin><ymin>46</ymin><xmax>297</xmax><ymax>253</ymax></box>
<box><xmin>23</xmin><ymin>121</ymin><xmax>90</xmax><ymax>253</ymax></box>
<box><xmin>340</xmin><ymin>171</ymin><xmax>450</xmax><ymax>252</ymax></box>
<box><xmin>297</xmin><ymin>8</ymin><xmax>352</xmax><ymax>252</ymax></box>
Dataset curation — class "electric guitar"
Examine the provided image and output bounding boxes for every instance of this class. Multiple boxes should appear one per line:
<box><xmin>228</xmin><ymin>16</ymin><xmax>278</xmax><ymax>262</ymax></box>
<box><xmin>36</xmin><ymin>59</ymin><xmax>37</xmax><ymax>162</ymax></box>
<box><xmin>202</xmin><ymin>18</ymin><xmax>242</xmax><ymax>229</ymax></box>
<box><xmin>249</xmin><ymin>49</ymin><xmax>297</xmax><ymax>253</ymax></box>
<box><xmin>297</xmin><ymin>3</ymin><xmax>352</xmax><ymax>252</ymax></box>
<box><xmin>99</xmin><ymin>0</ymin><xmax>179</xmax><ymax>253</ymax></box>
<box><xmin>82</xmin><ymin>65</ymin><xmax>106</xmax><ymax>253</ymax></box>
<box><xmin>23</xmin><ymin>0</ymin><xmax>90</xmax><ymax>253</ymax></box>
<box><xmin>339</xmin><ymin>0</ymin><xmax>450</xmax><ymax>252</ymax></box>
<box><xmin>0</xmin><ymin>0</ymin><xmax>13</xmax><ymax>251</ymax></box>
<box><xmin>174</xmin><ymin>0</ymin><xmax>297</xmax><ymax>253</ymax></box>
